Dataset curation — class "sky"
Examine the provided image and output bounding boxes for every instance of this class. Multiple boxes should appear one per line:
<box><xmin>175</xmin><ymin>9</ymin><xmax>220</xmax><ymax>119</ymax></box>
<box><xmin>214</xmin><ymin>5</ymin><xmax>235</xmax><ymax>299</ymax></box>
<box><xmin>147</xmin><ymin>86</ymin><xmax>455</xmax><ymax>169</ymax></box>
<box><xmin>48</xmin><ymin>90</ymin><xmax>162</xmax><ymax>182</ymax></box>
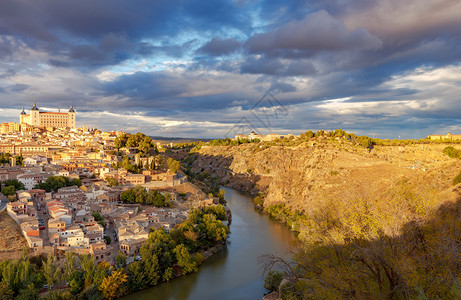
<box><xmin>0</xmin><ymin>0</ymin><xmax>461</xmax><ymax>139</ymax></box>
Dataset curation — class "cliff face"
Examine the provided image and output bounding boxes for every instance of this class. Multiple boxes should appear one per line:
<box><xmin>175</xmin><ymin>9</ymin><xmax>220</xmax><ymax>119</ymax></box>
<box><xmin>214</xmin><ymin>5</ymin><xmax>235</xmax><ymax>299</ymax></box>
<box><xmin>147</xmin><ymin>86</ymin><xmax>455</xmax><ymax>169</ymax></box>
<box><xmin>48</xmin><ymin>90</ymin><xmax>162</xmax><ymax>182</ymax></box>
<box><xmin>183</xmin><ymin>140</ymin><xmax>459</xmax><ymax>212</ymax></box>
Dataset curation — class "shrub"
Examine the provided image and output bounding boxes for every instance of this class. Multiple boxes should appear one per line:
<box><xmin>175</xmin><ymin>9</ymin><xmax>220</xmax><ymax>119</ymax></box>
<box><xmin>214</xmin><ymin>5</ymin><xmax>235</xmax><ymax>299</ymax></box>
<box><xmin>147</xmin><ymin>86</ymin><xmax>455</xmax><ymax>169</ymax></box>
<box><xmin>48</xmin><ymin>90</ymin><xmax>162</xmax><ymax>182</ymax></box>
<box><xmin>443</xmin><ymin>146</ymin><xmax>461</xmax><ymax>159</ymax></box>
<box><xmin>264</xmin><ymin>270</ymin><xmax>285</xmax><ymax>291</ymax></box>
<box><xmin>453</xmin><ymin>170</ymin><xmax>461</xmax><ymax>185</ymax></box>
<box><xmin>254</xmin><ymin>196</ymin><xmax>264</xmax><ymax>206</ymax></box>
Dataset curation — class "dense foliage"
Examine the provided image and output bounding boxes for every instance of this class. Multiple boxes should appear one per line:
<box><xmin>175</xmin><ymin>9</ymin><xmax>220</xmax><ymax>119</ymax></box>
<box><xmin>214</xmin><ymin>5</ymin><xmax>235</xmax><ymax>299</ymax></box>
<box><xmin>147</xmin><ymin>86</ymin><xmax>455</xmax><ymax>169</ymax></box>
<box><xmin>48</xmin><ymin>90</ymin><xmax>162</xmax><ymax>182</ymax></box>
<box><xmin>0</xmin><ymin>153</ymin><xmax>23</xmax><ymax>166</ymax></box>
<box><xmin>443</xmin><ymin>146</ymin><xmax>461</xmax><ymax>159</ymax></box>
<box><xmin>121</xmin><ymin>186</ymin><xmax>172</xmax><ymax>207</ymax></box>
<box><xmin>34</xmin><ymin>176</ymin><xmax>81</xmax><ymax>192</ymax></box>
<box><xmin>114</xmin><ymin>133</ymin><xmax>154</xmax><ymax>154</ymax></box>
<box><xmin>0</xmin><ymin>206</ymin><xmax>229</xmax><ymax>299</ymax></box>
<box><xmin>263</xmin><ymin>179</ymin><xmax>461</xmax><ymax>299</ymax></box>
<box><xmin>0</xmin><ymin>206</ymin><xmax>228</xmax><ymax>299</ymax></box>
<box><xmin>1</xmin><ymin>179</ymin><xmax>25</xmax><ymax>196</ymax></box>
<box><xmin>166</xmin><ymin>157</ymin><xmax>180</xmax><ymax>173</ymax></box>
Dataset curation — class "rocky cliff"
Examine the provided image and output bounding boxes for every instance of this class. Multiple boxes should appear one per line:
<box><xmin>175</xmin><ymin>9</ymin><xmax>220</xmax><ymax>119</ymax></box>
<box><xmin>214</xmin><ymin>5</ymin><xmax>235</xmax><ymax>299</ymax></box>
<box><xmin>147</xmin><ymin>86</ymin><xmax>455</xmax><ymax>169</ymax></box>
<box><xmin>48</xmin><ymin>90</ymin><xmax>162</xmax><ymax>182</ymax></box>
<box><xmin>179</xmin><ymin>139</ymin><xmax>459</xmax><ymax>212</ymax></box>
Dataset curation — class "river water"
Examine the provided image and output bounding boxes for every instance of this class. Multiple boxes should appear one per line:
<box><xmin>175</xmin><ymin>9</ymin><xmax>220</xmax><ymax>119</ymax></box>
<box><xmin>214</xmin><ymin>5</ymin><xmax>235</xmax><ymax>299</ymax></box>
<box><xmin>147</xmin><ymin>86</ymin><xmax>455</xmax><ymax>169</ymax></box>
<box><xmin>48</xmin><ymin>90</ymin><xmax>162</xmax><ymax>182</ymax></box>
<box><xmin>124</xmin><ymin>187</ymin><xmax>296</xmax><ymax>300</ymax></box>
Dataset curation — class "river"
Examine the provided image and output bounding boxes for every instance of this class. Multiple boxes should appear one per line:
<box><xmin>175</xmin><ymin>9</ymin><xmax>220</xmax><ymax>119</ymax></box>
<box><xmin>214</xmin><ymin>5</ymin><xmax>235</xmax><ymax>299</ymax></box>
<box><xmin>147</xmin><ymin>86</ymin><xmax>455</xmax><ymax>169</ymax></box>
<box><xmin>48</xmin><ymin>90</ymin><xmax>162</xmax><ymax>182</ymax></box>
<box><xmin>124</xmin><ymin>187</ymin><xmax>296</xmax><ymax>300</ymax></box>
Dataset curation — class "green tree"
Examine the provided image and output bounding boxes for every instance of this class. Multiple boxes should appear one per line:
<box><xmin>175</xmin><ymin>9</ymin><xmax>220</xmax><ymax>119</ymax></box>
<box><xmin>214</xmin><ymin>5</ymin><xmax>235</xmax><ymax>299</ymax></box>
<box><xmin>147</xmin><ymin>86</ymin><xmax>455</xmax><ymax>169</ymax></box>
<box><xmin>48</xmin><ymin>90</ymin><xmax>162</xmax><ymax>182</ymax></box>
<box><xmin>264</xmin><ymin>270</ymin><xmax>285</xmax><ymax>291</ymax></box>
<box><xmin>167</xmin><ymin>158</ymin><xmax>180</xmax><ymax>173</ymax></box>
<box><xmin>16</xmin><ymin>283</ymin><xmax>38</xmax><ymax>300</ymax></box>
<box><xmin>1</xmin><ymin>179</ymin><xmax>25</xmax><ymax>191</ymax></box>
<box><xmin>68</xmin><ymin>271</ymin><xmax>84</xmax><ymax>295</ymax></box>
<box><xmin>114</xmin><ymin>134</ymin><xmax>127</xmax><ymax>150</ymax></box>
<box><xmin>69</xmin><ymin>178</ymin><xmax>81</xmax><ymax>187</ymax></box>
<box><xmin>115</xmin><ymin>251</ymin><xmax>127</xmax><ymax>270</ymax></box>
<box><xmin>174</xmin><ymin>244</ymin><xmax>198</xmax><ymax>274</ymax></box>
<box><xmin>133</xmin><ymin>186</ymin><xmax>148</xmax><ymax>204</ymax></box>
<box><xmin>105</xmin><ymin>176</ymin><xmax>119</xmax><ymax>187</ymax></box>
<box><xmin>42</xmin><ymin>256</ymin><xmax>60</xmax><ymax>290</ymax></box>
<box><xmin>1</xmin><ymin>185</ymin><xmax>15</xmax><ymax>196</ymax></box>
<box><xmin>121</xmin><ymin>188</ymin><xmax>136</xmax><ymax>203</ymax></box>
<box><xmin>126</xmin><ymin>261</ymin><xmax>147</xmax><ymax>292</ymax></box>
<box><xmin>0</xmin><ymin>282</ymin><xmax>14</xmax><ymax>300</ymax></box>
<box><xmin>80</xmin><ymin>254</ymin><xmax>95</xmax><ymax>287</ymax></box>
<box><xmin>139</xmin><ymin>136</ymin><xmax>153</xmax><ymax>154</ymax></box>
<box><xmin>63</xmin><ymin>252</ymin><xmax>77</xmax><ymax>282</ymax></box>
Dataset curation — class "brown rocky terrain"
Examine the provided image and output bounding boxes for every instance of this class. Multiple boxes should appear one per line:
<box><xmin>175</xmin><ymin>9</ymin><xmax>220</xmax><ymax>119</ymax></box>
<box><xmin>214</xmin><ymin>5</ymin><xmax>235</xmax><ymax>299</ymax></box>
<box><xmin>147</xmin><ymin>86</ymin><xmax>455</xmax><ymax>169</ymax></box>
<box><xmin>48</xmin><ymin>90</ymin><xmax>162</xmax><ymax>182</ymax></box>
<box><xmin>0</xmin><ymin>211</ymin><xmax>28</xmax><ymax>260</ymax></box>
<box><xmin>177</xmin><ymin>140</ymin><xmax>460</xmax><ymax>212</ymax></box>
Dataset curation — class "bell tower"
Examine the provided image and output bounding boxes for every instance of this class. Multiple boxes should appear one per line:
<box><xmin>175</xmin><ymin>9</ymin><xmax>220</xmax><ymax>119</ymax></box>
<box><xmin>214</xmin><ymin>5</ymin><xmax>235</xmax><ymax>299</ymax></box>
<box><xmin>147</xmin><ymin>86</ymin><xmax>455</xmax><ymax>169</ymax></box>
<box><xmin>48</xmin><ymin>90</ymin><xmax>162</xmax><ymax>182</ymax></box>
<box><xmin>30</xmin><ymin>100</ymin><xmax>40</xmax><ymax>126</ymax></box>
<box><xmin>20</xmin><ymin>105</ymin><xmax>26</xmax><ymax>124</ymax></box>
<box><xmin>68</xmin><ymin>104</ymin><xmax>76</xmax><ymax>129</ymax></box>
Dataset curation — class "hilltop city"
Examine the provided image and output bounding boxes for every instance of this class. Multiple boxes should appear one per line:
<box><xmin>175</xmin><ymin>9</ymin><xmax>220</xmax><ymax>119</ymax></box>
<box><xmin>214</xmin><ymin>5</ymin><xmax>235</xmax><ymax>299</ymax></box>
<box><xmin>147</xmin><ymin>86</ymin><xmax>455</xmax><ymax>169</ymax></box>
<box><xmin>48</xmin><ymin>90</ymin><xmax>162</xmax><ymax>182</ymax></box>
<box><xmin>0</xmin><ymin>103</ymin><xmax>222</xmax><ymax>265</ymax></box>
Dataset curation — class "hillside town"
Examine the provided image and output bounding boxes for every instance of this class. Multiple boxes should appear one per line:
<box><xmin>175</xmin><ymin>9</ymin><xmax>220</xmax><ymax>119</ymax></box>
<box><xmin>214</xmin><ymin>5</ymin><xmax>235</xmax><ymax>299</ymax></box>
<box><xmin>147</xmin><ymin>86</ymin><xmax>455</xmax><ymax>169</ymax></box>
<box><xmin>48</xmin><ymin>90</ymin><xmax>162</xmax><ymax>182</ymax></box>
<box><xmin>0</xmin><ymin>105</ymin><xmax>221</xmax><ymax>265</ymax></box>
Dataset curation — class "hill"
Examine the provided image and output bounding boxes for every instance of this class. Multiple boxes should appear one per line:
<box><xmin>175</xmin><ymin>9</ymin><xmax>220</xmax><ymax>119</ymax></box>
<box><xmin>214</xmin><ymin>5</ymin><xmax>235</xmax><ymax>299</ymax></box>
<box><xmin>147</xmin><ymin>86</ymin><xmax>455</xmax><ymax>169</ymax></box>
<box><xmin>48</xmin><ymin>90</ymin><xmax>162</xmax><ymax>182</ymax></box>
<box><xmin>172</xmin><ymin>137</ymin><xmax>461</xmax><ymax>298</ymax></box>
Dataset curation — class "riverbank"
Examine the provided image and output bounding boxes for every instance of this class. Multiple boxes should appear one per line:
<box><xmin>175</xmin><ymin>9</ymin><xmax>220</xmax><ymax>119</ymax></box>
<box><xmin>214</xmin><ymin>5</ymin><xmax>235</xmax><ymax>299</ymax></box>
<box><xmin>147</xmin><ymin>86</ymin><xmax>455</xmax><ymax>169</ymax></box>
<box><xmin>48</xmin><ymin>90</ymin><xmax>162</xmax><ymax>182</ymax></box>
<box><xmin>123</xmin><ymin>187</ymin><xmax>296</xmax><ymax>300</ymax></box>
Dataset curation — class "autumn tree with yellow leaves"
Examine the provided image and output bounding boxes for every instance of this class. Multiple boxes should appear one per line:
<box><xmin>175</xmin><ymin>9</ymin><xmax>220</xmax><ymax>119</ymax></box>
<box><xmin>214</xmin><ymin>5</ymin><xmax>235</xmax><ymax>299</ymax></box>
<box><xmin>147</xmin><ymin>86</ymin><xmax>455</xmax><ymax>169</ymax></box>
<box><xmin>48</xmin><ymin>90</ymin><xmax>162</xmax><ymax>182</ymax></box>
<box><xmin>99</xmin><ymin>269</ymin><xmax>128</xmax><ymax>299</ymax></box>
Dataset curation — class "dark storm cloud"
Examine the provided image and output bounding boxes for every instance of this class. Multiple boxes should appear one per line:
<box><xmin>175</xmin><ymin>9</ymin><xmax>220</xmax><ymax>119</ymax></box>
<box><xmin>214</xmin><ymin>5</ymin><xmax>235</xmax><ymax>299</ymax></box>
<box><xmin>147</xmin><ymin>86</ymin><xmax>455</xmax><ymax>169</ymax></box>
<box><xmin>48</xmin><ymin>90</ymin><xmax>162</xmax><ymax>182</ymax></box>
<box><xmin>197</xmin><ymin>38</ymin><xmax>242</xmax><ymax>56</ymax></box>
<box><xmin>8</xmin><ymin>84</ymin><xmax>29</xmax><ymax>92</ymax></box>
<box><xmin>1</xmin><ymin>0</ymin><xmax>461</xmax><ymax>138</ymax></box>
<box><xmin>0</xmin><ymin>0</ymin><xmax>253</xmax><ymax>69</ymax></box>
<box><xmin>246</xmin><ymin>10</ymin><xmax>382</xmax><ymax>56</ymax></box>
<box><xmin>241</xmin><ymin>56</ymin><xmax>317</xmax><ymax>76</ymax></box>
<box><xmin>101</xmin><ymin>72</ymin><xmax>190</xmax><ymax>103</ymax></box>
<box><xmin>269</xmin><ymin>81</ymin><xmax>296</xmax><ymax>93</ymax></box>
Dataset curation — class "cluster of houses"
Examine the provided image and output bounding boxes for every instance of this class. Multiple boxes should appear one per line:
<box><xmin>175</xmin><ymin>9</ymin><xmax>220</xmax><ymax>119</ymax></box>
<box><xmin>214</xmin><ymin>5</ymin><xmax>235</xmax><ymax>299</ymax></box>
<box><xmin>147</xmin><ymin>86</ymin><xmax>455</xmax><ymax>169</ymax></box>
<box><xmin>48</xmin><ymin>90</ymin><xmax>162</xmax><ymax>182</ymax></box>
<box><xmin>5</xmin><ymin>178</ymin><xmax>206</xmax><ymax>263</ymax></box>
<box><xmin>0</xmin><ymin>125</ymin><xmax>221</xmax><ymax>264</ymax></box>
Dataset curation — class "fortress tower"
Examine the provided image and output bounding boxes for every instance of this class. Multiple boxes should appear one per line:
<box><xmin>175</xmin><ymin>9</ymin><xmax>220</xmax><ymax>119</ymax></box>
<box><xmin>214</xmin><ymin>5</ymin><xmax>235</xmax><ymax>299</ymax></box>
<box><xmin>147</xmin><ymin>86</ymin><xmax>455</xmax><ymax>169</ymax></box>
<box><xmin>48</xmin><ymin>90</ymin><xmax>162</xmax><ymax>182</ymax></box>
<box><xmin>19</xmin><ymin>101</ymin><xmax>76</xmax><ymax>129</ymax></box>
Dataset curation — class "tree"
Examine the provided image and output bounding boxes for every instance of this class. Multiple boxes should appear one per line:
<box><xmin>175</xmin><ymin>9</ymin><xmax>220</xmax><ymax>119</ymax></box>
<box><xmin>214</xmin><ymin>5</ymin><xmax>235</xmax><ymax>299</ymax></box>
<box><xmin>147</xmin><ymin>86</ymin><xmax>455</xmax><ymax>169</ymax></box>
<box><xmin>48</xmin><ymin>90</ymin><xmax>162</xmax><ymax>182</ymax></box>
<box><xmin>1</xmin><ymin>185</ymin><xmax>15</xmax><ymax>196</ymax></box>
<box><xmin>147</xmin><ymin>190</ymin><xmax>167</xmax><ymax>207</ymax></box>
<box><xmin>254</xmin><ymin>195</ymin><xmax>264</xmax><ymax>206</ymax></box>
<box><xmin>80</xmin><ymin>254</ymin><xmax>95</xmax><ymax>287</ymax></box>
<box><xmin>115</xmin><ymin>251</ymin><xmax>127</xmax><ymax>270</ymax></box>
<box><xmin>0</xmin><ymin>282</ymin><xmax>14</xmax><ymax>300</ymax></box>
<box><xmin>94</xmin><ymin>261</ymin><xmax>111</xmax><ymax>286</ymax></box>
<box><xmin>1</xmin><ymin>179</ymin><xmax>25</xmax><ymax>191</ymax></box>
<box><xmin>63</xmin><ymin>252</ymin><xmax>77</xmax><ymax>282</ymax></box>
<box><xmin>114</xmin><ymin>134</ymin><xmax>127</xmax><ymax>150</ymax></box>
<box><xmin>121</xmin><ymin>188</ymin><xmax>136</xmax><ymax>203</ymax></box>
<box><xmin>139</xmin><ymin>136</ymin><xmax>153</xmax><ymax>154</ymax></box>
<box><xmin>99</xmin><ymin>269</ymin><xmax>127</xmax><ymax>300</ymax></box>
<box><xmin>133</xmin><ymin>186</ymin><xmax>148</xmax><ymax>204</ymax></box>
<box><xmin>167</xmin><ymin>158</ymin><xmax>180</xmax><ymax>173</ymax></box>
<box><xmin>69</xmin><ymin>271</ymin><xmax>84</xmax><ymax>295</ymax></box>
<box><xmin>69</xmin><ymin>178</ymin><xmax>81</xmax><ymax>187</ymax></box>
<box><xmin>16</xmin><ymin>283</ymin><xmax>38</xmax><ymax>300</ymax></box>
<box><xmin>106</xmin><ymin>176</ymin><xmax>119</xmax><ymax>187</ymax></box>
<box><xmin>264</xmin><ymin>270</ymin><xmax>285</xmax><ymax>291</ymax></box>
<box><xmin>127</xmin><ymin>261</ymin><xmax>147</xmax><ymax>292</ymax></box>
<box><xmin>42</xmin><ymin>256</ymin><xmax>60</xmax><ymax>289</ymax></box>
<box><xmin>92</xmin><ymin>212</ymin><xmax>105</xmax><ymax>228</ymax></box>
<box><xmin>174</xmin><ymin>244</ymin><xmax>198</xmax><ymax>274</ymax></box>
<box><xmin>34</xmin><ymin>175</ymin><xmax>76</xmax><ymax>192</ymax></box>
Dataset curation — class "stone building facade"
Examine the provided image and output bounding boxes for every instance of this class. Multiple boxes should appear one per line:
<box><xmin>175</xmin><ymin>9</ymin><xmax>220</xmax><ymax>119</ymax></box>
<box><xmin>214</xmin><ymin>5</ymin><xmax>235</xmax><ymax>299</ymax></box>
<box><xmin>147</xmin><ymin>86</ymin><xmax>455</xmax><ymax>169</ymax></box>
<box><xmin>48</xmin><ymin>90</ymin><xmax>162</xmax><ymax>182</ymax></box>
<box><xmin>20</xmin><ymin>101</ymin><xmax>76</xmax><ymax>129</ymax></box>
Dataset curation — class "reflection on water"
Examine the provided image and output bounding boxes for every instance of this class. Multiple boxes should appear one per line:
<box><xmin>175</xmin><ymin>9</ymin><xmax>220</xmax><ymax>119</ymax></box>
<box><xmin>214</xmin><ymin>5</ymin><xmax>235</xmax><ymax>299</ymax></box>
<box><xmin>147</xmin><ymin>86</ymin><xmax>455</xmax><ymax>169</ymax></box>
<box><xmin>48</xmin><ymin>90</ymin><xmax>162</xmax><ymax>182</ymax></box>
<box><xmin>124</xmin><ymin>187</ymin><xmax>296</xmax><ymax>300</ymax></box>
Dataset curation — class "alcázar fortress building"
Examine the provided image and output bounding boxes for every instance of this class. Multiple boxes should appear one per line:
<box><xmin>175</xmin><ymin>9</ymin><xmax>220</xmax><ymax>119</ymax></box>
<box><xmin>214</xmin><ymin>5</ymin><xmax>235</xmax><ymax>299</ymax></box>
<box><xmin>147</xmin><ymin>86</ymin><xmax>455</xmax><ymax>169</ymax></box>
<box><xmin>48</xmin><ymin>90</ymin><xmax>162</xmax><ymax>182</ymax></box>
<box><xmin>20</xmin><ymin>101</ymin><xmax>76</xmax><ymax>129</ymax></box>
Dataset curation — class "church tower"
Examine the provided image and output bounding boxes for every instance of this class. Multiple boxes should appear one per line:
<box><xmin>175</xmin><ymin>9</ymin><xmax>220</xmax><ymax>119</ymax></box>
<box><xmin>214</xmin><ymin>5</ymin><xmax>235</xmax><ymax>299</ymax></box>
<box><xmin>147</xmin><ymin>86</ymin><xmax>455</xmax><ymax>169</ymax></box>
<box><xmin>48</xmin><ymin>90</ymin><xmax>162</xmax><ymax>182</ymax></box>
<box><xmin>20</xmin><ymin>106</ymin><xmax>26</xmax><ymax>124</ymax></box>
<box><xmin>30</xmin><ymin>101</ymin><xmax>40</xmax><ymax>126</ymax></box>
<box><xmin>68</xmin><ymin>104</ymin><xmax>76</xmax><ymax>128</ymax></box>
